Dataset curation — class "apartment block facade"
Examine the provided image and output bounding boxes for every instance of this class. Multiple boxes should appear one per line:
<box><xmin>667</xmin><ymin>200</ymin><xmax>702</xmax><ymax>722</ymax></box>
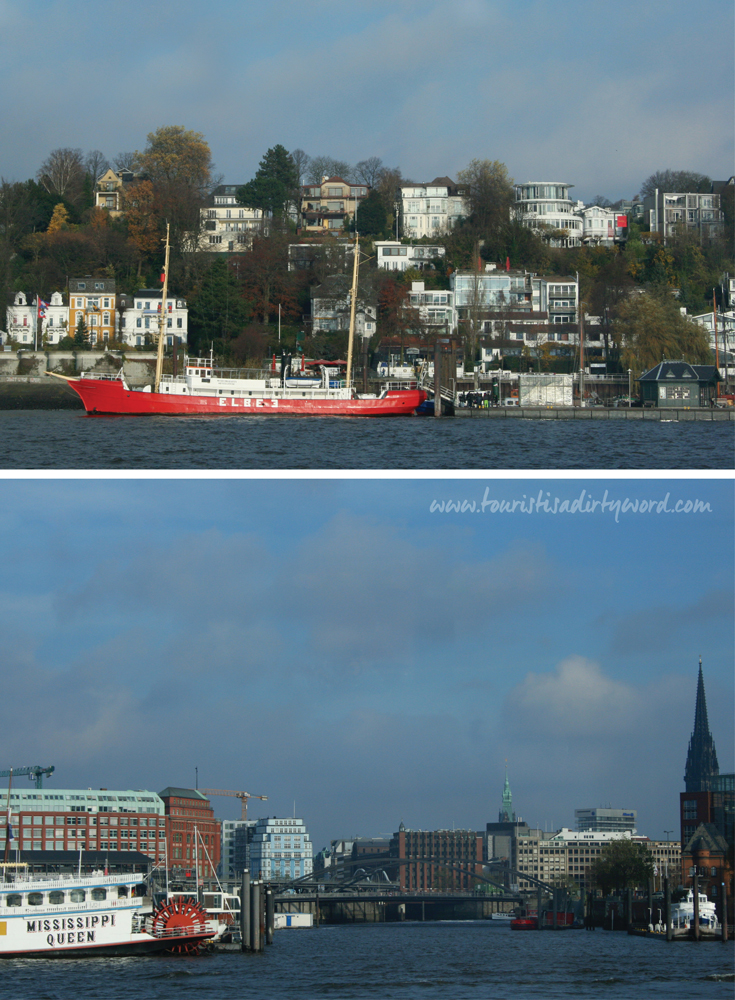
<box><xmin>247</xmin><ymin>817</ymin><xmax>313</xmax><ymax>882</ymax></box>
<box><xmin>0</xmin><ymin>787</ymin><xmax>167</xmax><ymax>862</ymax></box>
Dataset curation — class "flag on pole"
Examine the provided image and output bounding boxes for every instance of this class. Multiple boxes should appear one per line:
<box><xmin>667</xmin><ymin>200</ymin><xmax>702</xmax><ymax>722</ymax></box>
<box><xmin>37</xmin><ymin>299</ymin><xmax>50</xmax><ymax>319</ymax></box>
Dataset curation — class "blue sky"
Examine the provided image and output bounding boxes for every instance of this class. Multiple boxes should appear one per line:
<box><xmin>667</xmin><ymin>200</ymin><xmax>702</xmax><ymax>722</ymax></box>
<box><xmin>0</xmin><ymin>0</ymin><xmax>732</xmax><ymax>203</ymax></box>
<box><xmin>0</xmin><ymin>477</ymin><xmax>731</xmax><ymax>851</ymax></box>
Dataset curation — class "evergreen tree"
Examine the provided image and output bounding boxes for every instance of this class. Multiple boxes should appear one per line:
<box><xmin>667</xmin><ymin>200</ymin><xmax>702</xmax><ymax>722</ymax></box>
<box><xmin>188</xmin><ymin>258</ymin><xmax>251</xmax><ymax>354</ymax></box>
<box><xmin>353</xmin><ymin>190</ymin><xmax>387</xmax><ymax>236</ymax></box>
<box><xmin>74</xmin><ymin>315</ymin><xmax>89</xmax><ymax>347</ymax></box>
<box><xmin>237</xmin><ymin>145</ymin><xmax>298</xmax><ymax>220</ymax></box>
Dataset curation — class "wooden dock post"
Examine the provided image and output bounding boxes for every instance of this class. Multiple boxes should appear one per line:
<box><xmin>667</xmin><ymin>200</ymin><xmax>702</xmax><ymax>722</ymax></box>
<box><xmin>266</xmin><ymin>888</ymin><xmax>274</xmax><ymax>946</ymax></box>
<box><xmin>240</xmin><ymin>871</ymin><xmax>251</xmax><ymax>951</ymax></box>
<box><xmin>250</xmin><ymin>880</ymin><xmax>261</xmax><ymax>951</ymax></box>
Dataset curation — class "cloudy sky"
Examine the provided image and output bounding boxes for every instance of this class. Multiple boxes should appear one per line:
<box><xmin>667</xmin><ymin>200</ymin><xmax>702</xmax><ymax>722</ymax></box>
<box><xmin>0</xmin><ymin>477</ymin><xmax>731</xmax><ymax>851</ymax></box>
<box><xmin>1</xmin><ymin>0</ymin><xmax>732</xmax><ymax>203</ymax></box>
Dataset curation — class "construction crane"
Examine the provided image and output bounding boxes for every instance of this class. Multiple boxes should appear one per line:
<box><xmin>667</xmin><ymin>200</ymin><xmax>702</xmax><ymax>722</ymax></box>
<box><xmin>0</xmin><ymin>766</ymin><xmax>55</xmax><ymax>789</ymax></box>
<box><xmin>200</xmin><ymin>788</ymin><xmax>267</xmax><ymax>821</ymax></box>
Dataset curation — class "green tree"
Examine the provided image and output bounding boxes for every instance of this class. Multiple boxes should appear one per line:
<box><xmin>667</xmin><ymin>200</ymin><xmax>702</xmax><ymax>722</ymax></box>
<box><xmin>188</xmin><ymin>258</ymin><xmax>251</xmax><ymax>354</ymax></box>
<box><xmin>589</xmin><ymin>839</ymin><xmax>654</xmax><ymax>895</ymax></box>
<box><xmin>456</xmin><ymin>159</ymin><xmax>514</xmax><ymax>236</ymax></box>
<box><xmin>353</xmin><ymin>190</ymin><xmax>387</xmax><ymax>236</ymax></box>
<box><xmin>74</xmin><ymin>315</ymin><xmax>89</xmax><ymax>347</ymax></box>
<box><xmin>237</xmin><ymin>145</ymin><xmax>298</xmax><ymax>221</ymax></box>
<box><xmin>613</xmin><ymin>290</ymin><xmax>712</xmax><ymax>372</ymax></box>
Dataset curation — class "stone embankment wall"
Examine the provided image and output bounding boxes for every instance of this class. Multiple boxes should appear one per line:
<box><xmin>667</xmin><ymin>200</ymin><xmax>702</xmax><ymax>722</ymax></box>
<box><xmin>0</xmin><ymin>350</ymin><xmax>160</xmax><ymax>408</ymax></box>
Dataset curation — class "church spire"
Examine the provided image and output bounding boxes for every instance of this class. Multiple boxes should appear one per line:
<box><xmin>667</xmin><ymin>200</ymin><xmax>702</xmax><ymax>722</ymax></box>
<box><xmin>684</xmin><ymin>657</ymin><xmax>719</xmax><ymax>791</ymax></box>
<box><xmin>499</xmin><ymin>763</ymin><xmax>515</xmax><ymax>823</ymax></box>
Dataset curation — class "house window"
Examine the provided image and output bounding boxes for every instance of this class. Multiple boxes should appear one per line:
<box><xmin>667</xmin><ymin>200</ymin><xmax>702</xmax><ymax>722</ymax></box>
<box><xmin>209</xmin><ymin>235</ymin><xmax>222</xmax><ymax>244</ymax></box>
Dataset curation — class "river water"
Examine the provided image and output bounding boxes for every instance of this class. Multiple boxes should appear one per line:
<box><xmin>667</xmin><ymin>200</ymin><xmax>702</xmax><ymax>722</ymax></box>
<box><xmin>0</xmin><ymin>924</ymin><xmax>732</xmax><ymax>999</ymax></box>
<box><xmin>0</xmin><ymin>411</ymin><xmax>733</xmax><ymax>469</ymax></box>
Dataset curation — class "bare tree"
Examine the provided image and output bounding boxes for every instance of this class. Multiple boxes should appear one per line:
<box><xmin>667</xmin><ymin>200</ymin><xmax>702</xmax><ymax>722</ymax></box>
<box><xmin>639</xmin><ymin>170</ymin><xmax>712</xmax><ymax>197</ymax></box>
<box><xmin>307</xmin><ymin>156</ymin><xmax>352</xmax><ymax>184</ymax></box>
<box><xmin>354</xmin><ymin>157</ymin><xmax>383</xmax><ymax>188</ymax></box>
<box><xmin>84</xmin><ymin>150</ymin><xmax>110</xmax><ymax>182</ymax></box>
<box><xmin>290</xmin><ymin>148</ymin><xmax>310</xmax><ymax>187</ymax></box>
<box><xmin>36</xmin><ymin>148</ymin><xmax>85</xmax><ymax>198</ymax></box>
<box><xmin>113</xmin><ymin>151</ymin><xmax>137</xmax><ymax>171</ymax></box>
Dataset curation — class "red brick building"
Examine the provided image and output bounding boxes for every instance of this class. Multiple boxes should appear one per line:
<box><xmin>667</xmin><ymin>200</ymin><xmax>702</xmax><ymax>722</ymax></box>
<box><xmin>390</xmin><ymin>823</ymin><xmax>484</xmax><ymax>892</ymax></box>
<box><xmin>159</xmin><ymin>788</ymin><xmax>220</xmax><ymax>879</ymax></box>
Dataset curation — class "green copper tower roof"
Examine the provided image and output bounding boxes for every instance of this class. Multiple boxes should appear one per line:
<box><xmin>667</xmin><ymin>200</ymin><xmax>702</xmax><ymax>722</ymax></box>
<box><xmin>499</xmin><ymin>765</ymin><xmax>515</xmax><ymax>822</ymax></box>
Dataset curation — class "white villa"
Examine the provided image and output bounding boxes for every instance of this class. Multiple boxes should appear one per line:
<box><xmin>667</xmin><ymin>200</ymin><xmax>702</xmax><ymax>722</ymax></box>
<box><xmin>398</xmin><ymin>178</ymin><xmax>469</xmax><ymax>239</ymax></box>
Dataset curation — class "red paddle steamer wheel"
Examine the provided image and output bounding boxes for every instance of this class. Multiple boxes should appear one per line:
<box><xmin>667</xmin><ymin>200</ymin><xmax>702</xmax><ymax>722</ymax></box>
<box><xmin>150</xmin><ymin>896</ymin><xmax>210</xmax><ymax>954</ymax></box>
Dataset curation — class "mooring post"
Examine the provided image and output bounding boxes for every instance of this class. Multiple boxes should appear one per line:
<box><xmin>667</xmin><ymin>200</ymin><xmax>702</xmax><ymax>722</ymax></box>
<box><xmin>537</xmin><ymin>885</ymin><xmax>543</xmax><ymax>930</ymax></box>
<box><xmin>266</xmin><ymin>887</ymin><xmax>274</xmax><ymax>945</ymax></box>
<box><xmin>240</xmin><ymin>870</ymin><xmax>251</xmax><ymax>952</ymax></box>
<box><xmin>433</xmin><ymin>339</ymin><xmax>442</xmax><ymax>417</ymax></box>
<box><xmin>626</xmin><ymin>888</ymin><xmax>633</xmax><ymax>930</ymax></box>
<box><xmin>552</xmin><ymin>887</ymin><xmax>558</xmax><ymax>930</ymax></box>
<box><xmin>721</xmin><ymin>878</ymin><xmax>729</xmax><ymax>942</ymax></box>
<box><xmin>665</xmin><ymin>877</ymin><xmax>672</xmax><ymax>941</ymax></box>
<box><xmin>250</xmin><ymin>880</ymin><xmax>261</xmax><ymax>951</ymax></box>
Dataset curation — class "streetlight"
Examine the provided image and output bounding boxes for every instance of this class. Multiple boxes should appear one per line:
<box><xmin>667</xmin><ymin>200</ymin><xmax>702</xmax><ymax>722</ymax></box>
<box><xmin>628</xmin><ymin>369</ymin><xmax>632</xmax><ymax>408</ymax></box>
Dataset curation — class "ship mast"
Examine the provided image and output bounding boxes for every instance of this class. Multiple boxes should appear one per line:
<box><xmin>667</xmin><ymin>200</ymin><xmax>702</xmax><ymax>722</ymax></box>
<box><xmin>345</xmin><ymin>231</ymin><xmax>360</xmax><ymax>391</ymax></box>
<box><xmin>154</xmin><ymin>223</ymin><xmax>171</xmax><ymax>394</ymax></box>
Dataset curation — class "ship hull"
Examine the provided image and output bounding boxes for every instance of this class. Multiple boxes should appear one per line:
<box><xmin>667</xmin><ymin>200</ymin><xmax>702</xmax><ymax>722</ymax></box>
<box><xmin>0</xmin><ymin>934</ymin><xmax>210</xmax><ymax>959</ymax></box>
<box><xmin>67</xmin><ymin>378</ymin><xmax>425</xmax><ymax>417</ymax></box>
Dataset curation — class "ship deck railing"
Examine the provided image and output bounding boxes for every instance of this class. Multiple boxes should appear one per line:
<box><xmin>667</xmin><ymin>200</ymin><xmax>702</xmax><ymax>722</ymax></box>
<box><xmin>142</xmin><ymin>918</ymin><xmax>214</xmax><ymax>940</ymax></box>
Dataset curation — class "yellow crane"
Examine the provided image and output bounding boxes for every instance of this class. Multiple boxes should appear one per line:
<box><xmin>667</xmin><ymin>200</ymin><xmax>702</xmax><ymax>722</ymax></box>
<box><xmin>200</xmin><ymin>788</ymin><xmax>267</xmax><ymax>821</ymax></box>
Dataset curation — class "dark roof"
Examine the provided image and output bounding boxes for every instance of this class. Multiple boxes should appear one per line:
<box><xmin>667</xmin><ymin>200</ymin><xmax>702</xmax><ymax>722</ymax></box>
<box><xmin>639</xmin><ymin>361</ymin><xmax>719</xmax><ymax>382</ymax></box>
<box><xmin>158</xmin><ymin>787</ymin><xmax>210</xmax><ymax>801</ymax></box>
<box><xmin>683</xmin><ymin>822</ymin><xmax>729</xmax><ymax>856</ymax></box>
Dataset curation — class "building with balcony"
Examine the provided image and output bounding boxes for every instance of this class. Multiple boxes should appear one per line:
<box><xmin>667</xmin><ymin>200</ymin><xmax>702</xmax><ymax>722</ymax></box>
<box><xmin>580</xmin><ymin>205</ymin><xmax>628</xmax><ymax>245</ymax></box>
<box><xmin>450</xmin><ymin>268</ymin><xmax>580</xmax><ymax>355</ymax></box>
<box><xmin>219</xmin><ymin>819</ymin><xmax>254</xmax><ymax>879</ymax></box>
<box><xmin>398</xmin><ymin>178</ymin><xmax>468</xmax><ymax>239</ymax></box>
<box><xmin>310</xmin><ymin>274</ymin><xmax>376</xmax><ymax>336</ymax></box>
<box><xmin>118</xmin><ymin>289</ymin><xmax>188</xmax><ymax>348</ymax></box>
<box><xmin>407</xmin><ymin>281</ymin><xmax>453</xmax><ymax>331</ymax></box>
<box><xmin>299</xmin><ymin>177</ymin><xmax>369</xmax><ymax>235</ymax></box>
<box><xmin>513</xmin><ymin>182</ymin><xmax>584</xmax><ymax>245</ymax></box>
<box><xmin>94</xmin><ymin>168</ymin><xmax>140</xmax><ymax>218</ymax></box>
<box><xmin>198</xmin><ymin>184</ymin><xmax>268</xmax><ymax>253</ymax></box>
<box><xmin>643</xmin><ymin>189</ymin><xmax>724</xmax><ymax>241</ymax></box>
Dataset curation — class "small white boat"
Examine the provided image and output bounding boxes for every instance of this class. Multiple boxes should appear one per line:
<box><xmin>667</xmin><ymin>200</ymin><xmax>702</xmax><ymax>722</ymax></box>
<box><xmin>670</xmin><ymin>888</ymin><xmax>719</xmax><ymax>936</ymax></box>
